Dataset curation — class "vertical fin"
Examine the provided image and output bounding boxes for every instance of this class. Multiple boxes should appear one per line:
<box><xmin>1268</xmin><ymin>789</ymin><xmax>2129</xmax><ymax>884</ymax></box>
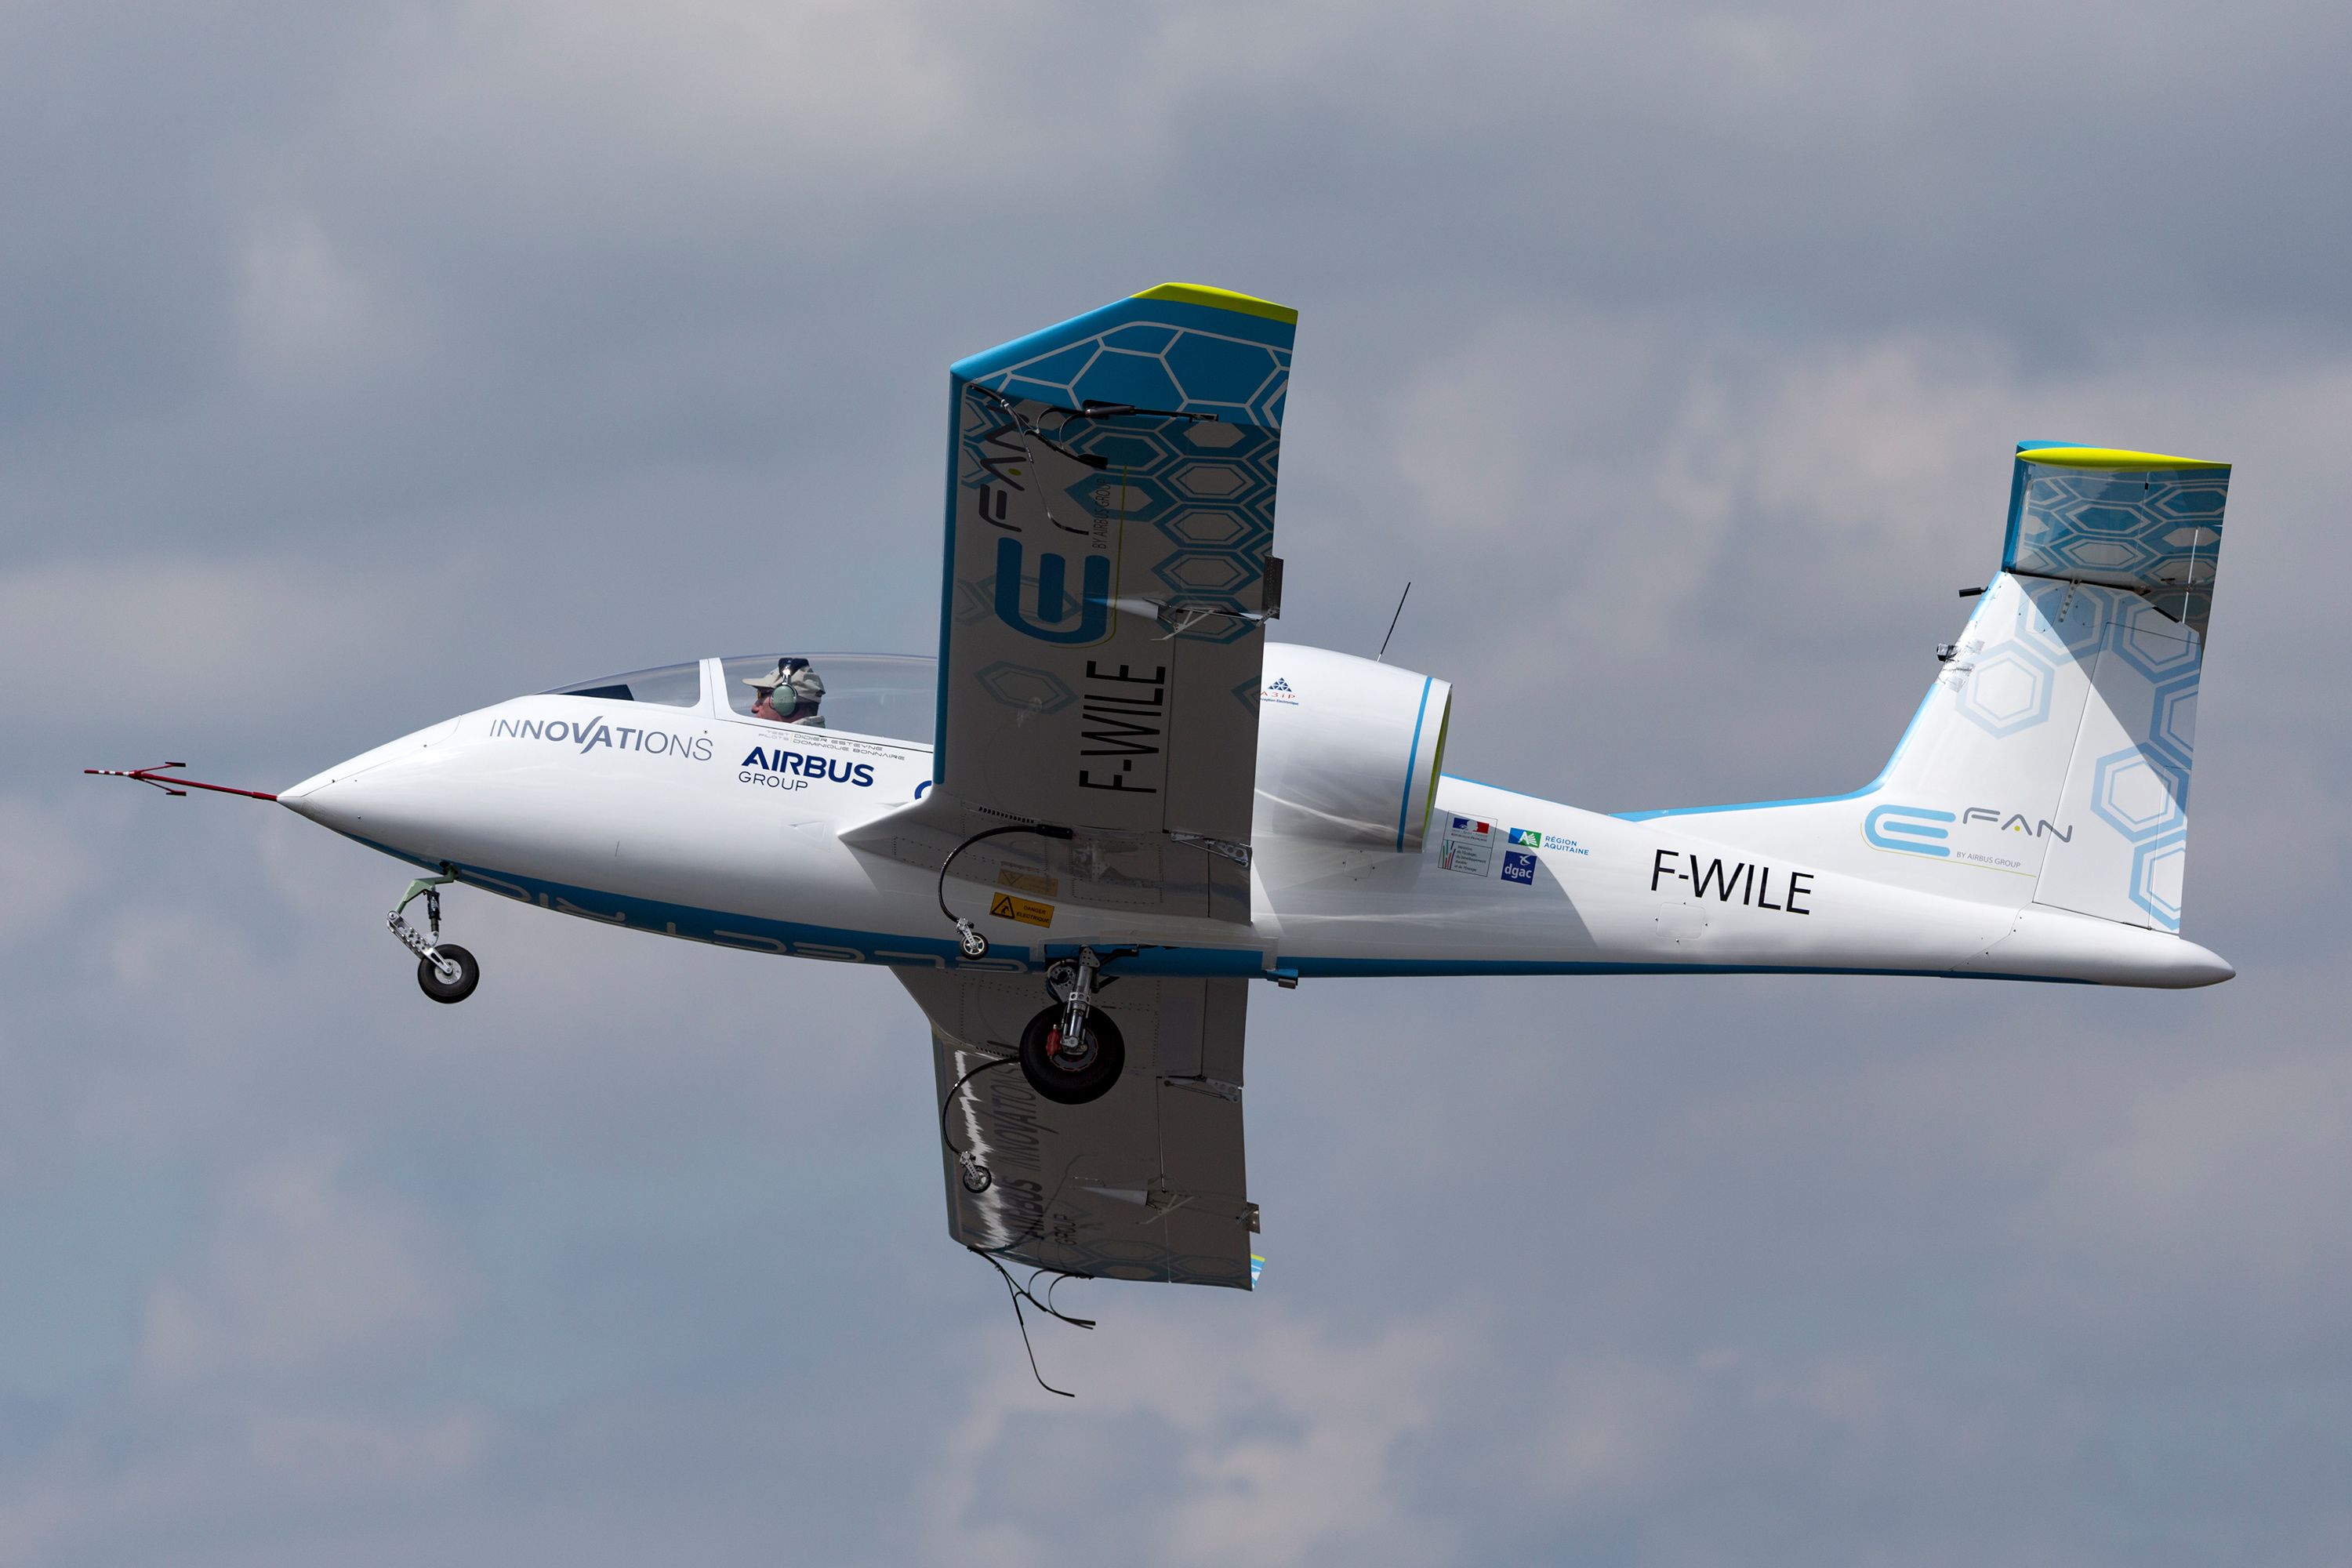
<box><xmin>1613</xmin><ymin>444</ymin><xmax>2227</xmax><ymax>935</ymax></box>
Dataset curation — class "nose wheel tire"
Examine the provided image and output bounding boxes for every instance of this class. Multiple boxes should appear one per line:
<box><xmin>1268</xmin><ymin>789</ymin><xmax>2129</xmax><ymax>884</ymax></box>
<box><xmin>417</xmin><ymin>944</ymin><xmax>480</xmax><ymax>1004</ymax></box>
<box><xmin>1018</xmin><ymin>1004</ymin><xmax>1125</xmax><ymax>1105</ymax></box>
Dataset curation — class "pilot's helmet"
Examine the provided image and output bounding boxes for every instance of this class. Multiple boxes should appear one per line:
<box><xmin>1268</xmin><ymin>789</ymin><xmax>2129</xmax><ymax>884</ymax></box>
<box><xmin>744</xmin><ymin>657</ymin><xmax>826</xmax><ymax>706</ymax></box>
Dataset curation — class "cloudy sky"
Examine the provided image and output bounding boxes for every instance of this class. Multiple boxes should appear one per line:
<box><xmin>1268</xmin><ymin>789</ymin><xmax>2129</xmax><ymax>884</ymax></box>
<box><xmin>5</xmin><ymin>2</ymin><xmax>2350</xmax><ymax>1562</ymax></box>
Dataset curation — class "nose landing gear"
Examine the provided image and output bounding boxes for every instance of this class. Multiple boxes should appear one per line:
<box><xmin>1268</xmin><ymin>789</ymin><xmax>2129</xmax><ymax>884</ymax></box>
<box><xmin>390</xmin><ymin>869</ymin><xmax>479</xmax><ymax>1004</ymax></box>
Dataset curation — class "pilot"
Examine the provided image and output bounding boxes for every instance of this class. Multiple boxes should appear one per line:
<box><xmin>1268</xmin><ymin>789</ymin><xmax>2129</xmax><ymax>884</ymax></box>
<box><xmin>746</xmin><ymin>657</ymin><xmax>827</xmax><ymax>727</ymax></box>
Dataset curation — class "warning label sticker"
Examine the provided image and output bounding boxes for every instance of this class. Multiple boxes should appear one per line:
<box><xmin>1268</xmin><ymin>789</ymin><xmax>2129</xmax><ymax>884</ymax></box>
<box><xmin>988</xmin><ymin>892</ymin><xmax>1054</xmax><ymax>927</ymax></box>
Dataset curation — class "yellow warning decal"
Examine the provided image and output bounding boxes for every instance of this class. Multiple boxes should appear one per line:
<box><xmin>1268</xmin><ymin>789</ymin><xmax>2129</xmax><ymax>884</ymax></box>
<box><xmin>997</xmin><ymin>866</ymin><xmax>1059</xmax><ymax>898</ymax></box>
<box><xmin>988</xmin><ymin>892</ymin><xmax>1054</xmax><ymax>928</ymax></box>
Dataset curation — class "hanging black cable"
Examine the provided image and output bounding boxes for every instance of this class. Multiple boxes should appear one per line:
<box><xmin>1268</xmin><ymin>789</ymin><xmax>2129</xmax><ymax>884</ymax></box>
<box><xmin>969</xmin><ymin>1248</ymin><xmax>1095</xmax><ymax>1398</ymax></box>
<box><xmin>1039</xmin><ymin>1269</ymin><xmax>1094</xmax><ymax>1328</ymax></box>
<box><xmin>938</xmin><ymin>1052</ymin><xmax>1020</xmax><ymax>1192</ymax></box>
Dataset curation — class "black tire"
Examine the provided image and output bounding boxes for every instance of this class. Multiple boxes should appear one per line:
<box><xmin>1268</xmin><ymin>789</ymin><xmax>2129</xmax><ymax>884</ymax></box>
<box><xmin>1018</xmin><ymin>1003</ymin><xmax>1125</xmax><ymax>1105</ymax></box>
<box><xmin>417</xmin><ymin>944</ymin><xmax>480</xmax><ymax>1004</ymax></box>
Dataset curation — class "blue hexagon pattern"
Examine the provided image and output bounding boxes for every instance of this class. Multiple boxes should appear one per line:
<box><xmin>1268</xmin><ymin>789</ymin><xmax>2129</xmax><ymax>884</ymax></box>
<box><xmin>954</xmin><ymin>302</ymin><xmax>1289</xmax><ymax>649</ymax></box>
<box><xmin>973</xmin><ymin>661</ymin><xmax>1077</xmax><ymax>715</ymax></box>
<box><xmin>1955</xmin><ymin>642</ymin><xmax>2057</xmax><ymax>738</ymax></box>
<box><xmin>975</xmin><ymin>325</ymin><xmax>1288</xmax><ymax>434</ymax></box>
<box><xmin>2090</xmin><ymin>746</ymin><xmax>2188</xmax><ymax>842</ymax></box>
<box><xmin>2010</xmin><ymin>464</ymin><xmax>2227</xmax><ymax>634</ymax></box>
<box><xmin>2108</xmin><ymin>599</ymin><xmax>2203</xmax><ymax>681</ymax></box>
<box><xmin>2130</xmin><ymin>830</ymin><xmax>2188</xmax><ymax>931</ymax></box>
<box><xmin>2146</xmin><ymin>673</ymin><xmax>2198</xmax><ymax>775</ymax></box>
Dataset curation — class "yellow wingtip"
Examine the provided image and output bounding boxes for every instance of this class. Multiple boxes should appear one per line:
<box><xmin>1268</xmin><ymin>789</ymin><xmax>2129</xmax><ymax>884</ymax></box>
<box><xmin>2020</xmin><ymin>445</ymin><xmax>2230</xmax><ymax>470</ymax></box>
<box><xmin>1132</xmin><ymin>282</ymin><xmax>1298</xmax><ymax>325</ymax></box>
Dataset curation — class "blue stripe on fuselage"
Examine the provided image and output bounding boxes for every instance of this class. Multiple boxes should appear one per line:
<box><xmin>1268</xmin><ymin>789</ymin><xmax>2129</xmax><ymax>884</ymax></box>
<box><xmin>346</xmin><ymin>833</ymin><xmax>2081</xmax><ymax>985</ymax></box>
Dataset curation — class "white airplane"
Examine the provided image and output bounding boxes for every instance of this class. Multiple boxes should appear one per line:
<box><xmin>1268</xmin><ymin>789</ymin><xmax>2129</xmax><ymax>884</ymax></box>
<box><xmin>100</xmin><ymin>283</ymin><xmax>2234</xmax><ymax>1301</ymax></box>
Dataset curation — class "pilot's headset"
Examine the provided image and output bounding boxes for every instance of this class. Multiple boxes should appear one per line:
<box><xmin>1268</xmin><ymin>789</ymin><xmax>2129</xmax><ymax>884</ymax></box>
<box><xmin>777</xmin><ymin>659</ymin><xmax>826</xmax><ymax>710</ymax></box>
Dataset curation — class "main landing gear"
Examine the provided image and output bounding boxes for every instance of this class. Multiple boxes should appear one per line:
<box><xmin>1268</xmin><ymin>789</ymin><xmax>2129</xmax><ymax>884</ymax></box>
<box><xmin>1022</xmin><ymin>948</ymin><xmax>1124</xmax><ymax>1105</ymax></box>
<box><xmin>390</xmin><ymin>868</ymin><xmax>479</xmax><ymax>1004</ymax></box>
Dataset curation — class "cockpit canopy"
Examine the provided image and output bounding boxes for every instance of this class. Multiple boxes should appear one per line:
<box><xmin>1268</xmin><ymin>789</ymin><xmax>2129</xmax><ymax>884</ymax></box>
<box><xmin>545</xmin><ymin>662</ymin><xmax>703</xmax><ymax>707</ymax></box>
<box><xmin>543</xmin><ymin>654</ymin><xmax>938</xmax><ymax>746</ymax></box>
<box><xmin>718</xmin><ymin>654</ymin><xmax>935</xmax><ymax>741</ymax></box>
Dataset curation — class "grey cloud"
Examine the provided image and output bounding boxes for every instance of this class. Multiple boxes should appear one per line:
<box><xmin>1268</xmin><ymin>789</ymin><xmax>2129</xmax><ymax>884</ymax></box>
<box><xmin>0</xmin><ymin>798</ymin><xmax>93</xmax><ymax>941</ymax></box>
<box><xmin>5</xmin><ymin>1</ymin><xmax>2351</xmax><ymax>1562</ymax></box>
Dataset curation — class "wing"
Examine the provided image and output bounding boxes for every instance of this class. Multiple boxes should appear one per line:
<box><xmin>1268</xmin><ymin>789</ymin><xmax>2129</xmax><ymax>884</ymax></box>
<box><xmin>901</xmin><ymin>967</ymin><xmax>1258</xmax><ymax>1289</ymax></box>
<box><xmin>902</xmin><ymin>285</ymin><xmax>1292</xmax><ymax>913</ymax></box>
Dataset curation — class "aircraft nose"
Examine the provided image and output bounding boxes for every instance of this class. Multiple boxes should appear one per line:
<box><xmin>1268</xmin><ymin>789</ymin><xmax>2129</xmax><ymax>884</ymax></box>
<box><xmin>277</xmin><ymin>768</ymin><xmax>334</xmax><ymax>812</ymax></box>
<box><xmin>279</xmin><ymin>718</ymin><xmax>459</xmax><ymax>835</ymax></box>
<box><xmin>277</xmin><ymin>771</ymin><xmax>353</xmax><ymax>829</ymax></box>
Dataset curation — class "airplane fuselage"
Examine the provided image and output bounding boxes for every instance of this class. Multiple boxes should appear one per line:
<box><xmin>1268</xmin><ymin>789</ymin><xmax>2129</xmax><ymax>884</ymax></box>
<box><xmin>281</xmin><ymin>652</ymin><xmax>2230</xmax><ymax>991</ymax></box>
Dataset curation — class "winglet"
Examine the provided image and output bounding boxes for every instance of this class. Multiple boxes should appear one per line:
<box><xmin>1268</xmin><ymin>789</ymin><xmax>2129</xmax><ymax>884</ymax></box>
<box><xmin>2014</xmin><ymin>443</ymin><xmax>2230</xmax><ymax>471</ymax></box>
<box><xmin>1130</xmin><ymin>281</ymin><xmax>1298</xmax><ymax>325</ymax></box>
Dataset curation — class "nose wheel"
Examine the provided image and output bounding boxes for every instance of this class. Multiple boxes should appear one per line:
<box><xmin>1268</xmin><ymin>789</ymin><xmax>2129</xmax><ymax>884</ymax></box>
<box><xmin>390</xmin><ymin>869</ymin><xmax>481</xmax><ymax>1004</ymax></box>
<box><xmin>416</xmin><ymin>944</ymin><xmax>480</xmax><ymax>1004</ymax></box>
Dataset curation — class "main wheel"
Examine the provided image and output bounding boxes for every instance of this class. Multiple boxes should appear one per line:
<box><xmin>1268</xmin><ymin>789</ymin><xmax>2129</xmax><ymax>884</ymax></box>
<box><xmin>417</xmin><ymin>943</ymin><xmax>480</xmax><ymax>1004</ymax></box>
<box><xmin>1018</xmin><ymin>1003</ymin><xmax>1125</xmax><ymax>1105</ymax></box>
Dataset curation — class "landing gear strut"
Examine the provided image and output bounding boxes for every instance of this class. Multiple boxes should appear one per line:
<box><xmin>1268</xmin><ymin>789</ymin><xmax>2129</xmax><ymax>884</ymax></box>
<box><xmin>390</xmin><ymin>869</ymin><xmax>479</xmax><ymax>1004</ymax></box>
<box><xmin>1022</xmin><ymin>947</ymin><xmax>1123</xmax><ymax>1104</ymax></box>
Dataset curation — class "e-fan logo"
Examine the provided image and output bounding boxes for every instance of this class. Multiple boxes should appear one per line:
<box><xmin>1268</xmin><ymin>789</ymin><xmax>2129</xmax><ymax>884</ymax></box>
<box><xmin>994</xmin><ymin>538</ymin><xmax>1110</xmax><ymax>644</ymax></box>
<box><xmin>1864</xmin><ymin>804</ymin><xmax>1955</xmax><ymax>856</ymax></box>
<box><xmin>1866</xmin><ymin>802</ymin><xmax>2073</xmax><ymax>860</ymax></box>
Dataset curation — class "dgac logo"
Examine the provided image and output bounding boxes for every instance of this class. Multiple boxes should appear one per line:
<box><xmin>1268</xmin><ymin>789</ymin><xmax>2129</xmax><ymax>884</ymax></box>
<box><xmin>995</xmin><ymin>537</ymin><xmax>1109</xmax><ymax>644</ymax></box>
<box><xmin>739</xmin><ymin>747</ymin><xmax>875</xmax><ymax>789</ymax></box>
<box><xmin>491</xmin><ymin>715</ymin><xmax>713</xmax><ymax>760</ymax></box>
<box><xmin>1866</xmin><ymin>803</ymin><xmax>2073</xmax><ymax>858</ymax></box>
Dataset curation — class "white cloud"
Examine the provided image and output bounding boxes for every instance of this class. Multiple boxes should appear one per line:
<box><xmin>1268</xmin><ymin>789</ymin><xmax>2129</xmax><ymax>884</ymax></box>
<box><xmin>0</xmin><ymin>1155</ymin><xmax>487</xmax><ymax>1563</ymax></box>
<box><xmin>1322</xmin><ymin>310</ymin><xmax>2352</xmax><ymax>814</ymax></box>
<box><xmin>135</xmin><ymin>1153</ymin><xmax>466</xmax><ymax>1389</ymax></box>
<box><xmin>1532</xmin><ymin>1359</ymin><xmax>1699</xmax><ymax>1506</ymax></box>
<box><xmin>924</xmin><ymin>1306</ymin><xmax>1459</xmax><ymax>1568</ymax></box>
<box><xmin>0</xmin><ymin>1404</ymin><xmax>489</xmax><ymax>1566</ymax></box>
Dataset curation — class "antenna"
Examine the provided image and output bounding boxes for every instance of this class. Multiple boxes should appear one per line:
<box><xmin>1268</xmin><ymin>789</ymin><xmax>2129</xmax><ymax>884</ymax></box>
<box><xmin>84</xmin><ymin>762</ymin><xmax>278</xmax><ymax>801</ymax></box>
<box><xmin>1375</xmin><ymin>582</ymin><xmax>1412</xmax><ymax>662</ymax></box>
